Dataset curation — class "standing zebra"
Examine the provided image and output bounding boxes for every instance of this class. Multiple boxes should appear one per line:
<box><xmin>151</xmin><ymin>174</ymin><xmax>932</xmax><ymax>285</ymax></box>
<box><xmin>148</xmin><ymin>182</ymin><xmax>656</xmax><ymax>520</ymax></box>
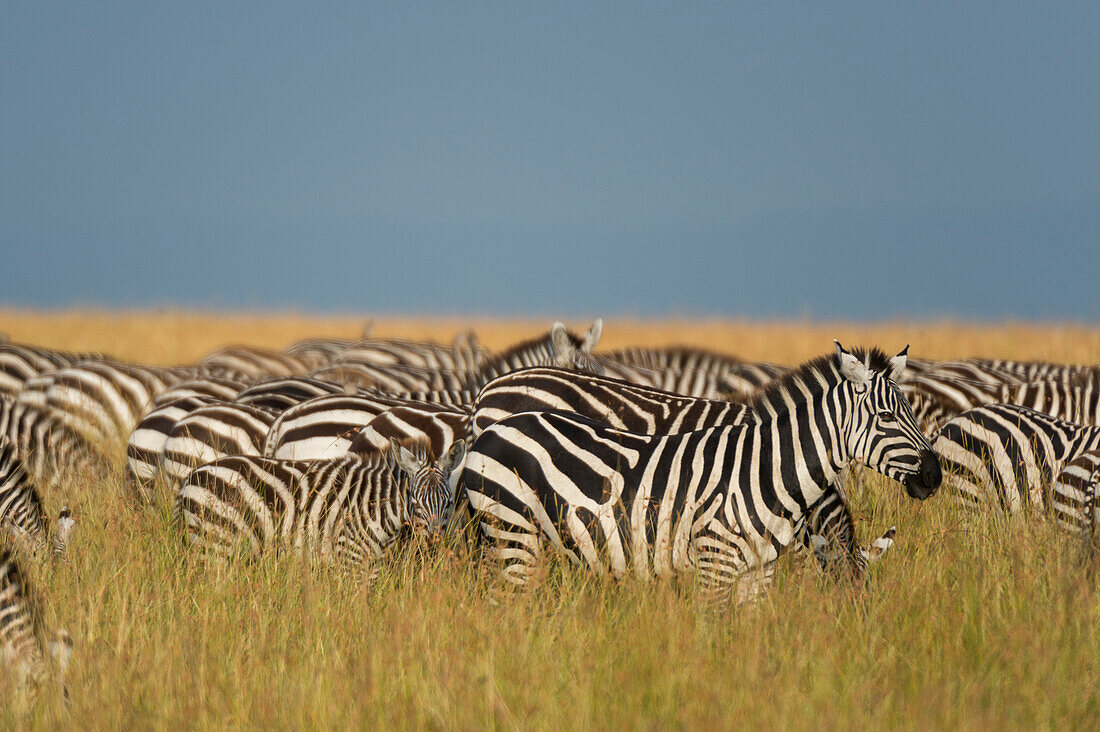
<box><xmin>470</xmin><ymin>366</ymin><xmax>896</xmax><ymax>576</ymax></box>
<box><xmin>176</xmin><ymin>440</ymin><xmax>456</xmax><ymax>577</ymax></box>
<box><xmin>460</xmin><ymin>343</ymin><xmax>940</xmax><ymax>600</ymax></box>
<box><xmin>932</xmin><ymin>403</ymin><xmax>1100</xmax><ymax>535</ymax></box>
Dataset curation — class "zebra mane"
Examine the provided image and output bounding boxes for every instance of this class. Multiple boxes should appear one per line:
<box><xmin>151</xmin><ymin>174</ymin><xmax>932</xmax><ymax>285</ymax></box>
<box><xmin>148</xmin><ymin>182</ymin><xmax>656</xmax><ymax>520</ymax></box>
<box><xmin>749</xmin><ymin>346</ymin><xmax>892</xmax><ymax>413</ymax></box>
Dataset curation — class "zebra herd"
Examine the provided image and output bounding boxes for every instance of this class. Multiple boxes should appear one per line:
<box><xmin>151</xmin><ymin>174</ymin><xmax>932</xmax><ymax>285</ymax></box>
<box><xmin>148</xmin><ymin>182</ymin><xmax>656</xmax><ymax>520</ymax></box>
<box><xmin>1</xmin><ymin>321</ymin><xmax>1099</xmax><ymax>705</ymax></box>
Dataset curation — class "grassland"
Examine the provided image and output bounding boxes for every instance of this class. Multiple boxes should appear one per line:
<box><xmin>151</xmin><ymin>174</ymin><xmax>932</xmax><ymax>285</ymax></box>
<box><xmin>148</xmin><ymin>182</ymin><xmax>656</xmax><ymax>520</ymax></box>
<box><xmin>3</xmin><ymin>309</ymin><xmax>1099</xmax><ymax>729</ymax></box>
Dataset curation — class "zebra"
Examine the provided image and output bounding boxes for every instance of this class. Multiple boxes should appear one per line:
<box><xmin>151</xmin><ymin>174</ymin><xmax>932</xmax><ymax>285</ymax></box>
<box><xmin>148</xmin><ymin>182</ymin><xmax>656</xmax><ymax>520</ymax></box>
<box><xmin>148</xmin><ymin>376</ymin><xmax>254</xmax><ymax>412</ymax></box>
<box><xmin>346</xmin><ymin>407</ymin><xmax>470</xmax><ymax>465</ymax></box>
<box><xmin>469</xmin><ymin>366</ymin><xmax>897</xmax><ymax>577</ymax></box>
<box><xmin>14</xmin><ymin>360</ymin><xmax>197</xmax><ymax>447</ymax></box>
<box><xmin>333</xmin><ymin>333</ymin><xmax>489</xmax><ymax>372</ymax></box>
<box><xmin>0</xmin><ymin>343</ymin><xmax>106</xmax><ymax>396</ymax></box>
<box><xmin>176</xmin><ymin>440</ymin><xmax>456</xmax><ymax>577</ymax></box>
<box><xmin>932</xmin><ymin>403</ymin><xmax>1100</xmax><ymax>535</ymax></box>
<box><xmin>898</xmin><ymin>360</ymin><xmax>1026</xmax><ymax>433</ymax></box>
<box><xmin>234</xmin><ymin>376</ymin><xmax>352</xmax><ymax>411</ymax></box>
<box><xmin>125</xmin><ymin>395</ymin><xmax>222</xmax><ymax>498</ymax></box>
<box><xmin>156</xmin><ymin>403</ymin><xmax>280</xmax><ymax>498</ymax></box>
<box><xmin>306</xmin><ymin>362</ymin><xmax>476</xmax><ymax>395</ymax></box>
<box><xmin>263</xmin><ymin>393</ymin><xmax>466</xmax><ymax>462</ymax></box>
<box><xmin>460</xmin><ymin>343</ymin><xmax>941</xmax><ymax>600</ymax></box>
<box><xmin>317</xmin><ymin>321</ymin><xmax>606</xmax><ymax>397</ymax></box>
<box><xmin>1052</xmin><ymin>449</ymin><xmax>1100</xmax><ymax>548</ymax></box>
<box><xmin>197</xmin><ymin>346</ymin><xmax>320</xmax><ymax>378</ymax></box>
<box><xmin>596</xmin><ymin>346</ymin><xmax>787</xmax><ymax>399</ymax></box>
<box><xmin>964</xmin><ymin>358</ymin><xmax>1096</xmax><ymax>385</ymax></box>
<box><xmin>0</xmin><ymin>396</ymin><xmax>100</xmax><ymax>495</ymax></box>
<box><xmin>0</xmin><ymin>439</ymin><xmax>75</xmax><ymax>557</ymax></box>
<box><xmin>0</xmin><ymin>547</ymin><xmax>73</xmax><ymax>705</ymax></box>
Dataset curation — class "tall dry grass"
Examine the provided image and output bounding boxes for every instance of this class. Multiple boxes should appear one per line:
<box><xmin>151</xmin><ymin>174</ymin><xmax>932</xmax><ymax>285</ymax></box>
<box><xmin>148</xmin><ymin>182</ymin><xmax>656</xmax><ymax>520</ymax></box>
<box><xmin>4</xmin><ymin>310</ymin><xmax>1099</xmax><ymax>728</ymax></box>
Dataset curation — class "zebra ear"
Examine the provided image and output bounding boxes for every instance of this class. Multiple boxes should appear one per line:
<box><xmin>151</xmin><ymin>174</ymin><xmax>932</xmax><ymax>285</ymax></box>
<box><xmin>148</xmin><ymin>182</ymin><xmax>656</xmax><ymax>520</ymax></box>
<box><xmin>361</xmin><ymin>321</ymin><xmax>374</xmax><ymax>339</ymax></box>
<box><xmin>550</xmin><ymin>322</ymin><xmax>571</xmax><ymax>354</ymax></box>
<box><xmin>445</xmin><ymin>440</ymin><xmax>467</xmax><ymax>471</ymax></box>
<box><xmin>834</xmin><ymin>340</ymin><xmax>870</xmax><ymax>388</ymax></box>
<box><xmin>888</xmin><ymin>345</ymin><xmax>910</xmax><ymax>381</ymax></box>
<box><xmin>581</xmin><ymin>319</ymin><xmax>603</xmax><ymax>353</ymax></box>
<box><xmin>390</xmin><ymin>443</ymin><xmax>420</xmax><ymax>475</ymax></box>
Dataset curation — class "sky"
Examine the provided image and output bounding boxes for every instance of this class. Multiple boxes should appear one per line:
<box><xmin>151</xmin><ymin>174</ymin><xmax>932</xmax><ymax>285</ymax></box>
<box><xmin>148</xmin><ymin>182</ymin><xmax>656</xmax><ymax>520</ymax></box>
<box><xmin>2</xmin><ymin>2</ymin><xmax>1097</xmax><ymax>319</ymax></box>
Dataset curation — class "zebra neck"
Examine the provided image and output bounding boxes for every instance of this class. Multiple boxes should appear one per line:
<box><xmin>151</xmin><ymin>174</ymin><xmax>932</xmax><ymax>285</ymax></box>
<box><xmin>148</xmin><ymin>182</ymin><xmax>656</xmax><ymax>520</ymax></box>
<box><xmin>748</xmin><ymin>380</ymin><xmax>852</xmax><ymax>506</ymax></box>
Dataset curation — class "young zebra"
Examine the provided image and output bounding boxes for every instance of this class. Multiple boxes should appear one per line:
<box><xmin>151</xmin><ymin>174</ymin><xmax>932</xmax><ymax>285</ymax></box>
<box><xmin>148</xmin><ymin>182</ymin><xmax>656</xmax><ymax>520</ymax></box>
<box><xmin>932</xmin><ymin>403</ymin><xmax>1100</xmax><ymax>535</ymax></box>
<box><xmin>0</xmin><ymin>547</ymin><xmax>73</xmax><ymax>705</ymax></box>
<box><xmin>470</xmin><ymin>366</ymin><xmax>895</xmax><ymax>577</ymax></box>
<box><xmin>460</xmin><ymin>343</ymin><xmax>941</xmax><ymax>600</ymax></box>
<box><xmin>176</xmin><ymin>440</ymin><xmax>455</xmax><ymax>577</ymax></box>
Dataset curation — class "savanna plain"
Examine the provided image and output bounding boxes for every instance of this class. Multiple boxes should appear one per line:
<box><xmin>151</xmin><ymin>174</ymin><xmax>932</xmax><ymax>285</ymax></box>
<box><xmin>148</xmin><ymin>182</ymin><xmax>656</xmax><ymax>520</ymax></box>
<box><xmin>3</xmin><ymin>310</ymin><xmax>1099</xmax><ymax>729</ymax></box>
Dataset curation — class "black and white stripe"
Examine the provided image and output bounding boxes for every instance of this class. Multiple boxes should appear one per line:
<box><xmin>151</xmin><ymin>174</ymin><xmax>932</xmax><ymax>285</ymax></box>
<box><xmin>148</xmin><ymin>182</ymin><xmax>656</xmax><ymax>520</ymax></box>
<box><xmin>177</xmin><ymin>443</ymin><xmax>457</xmax><ymax>576</ymax></box>
<box><xmin>234</xmin><ymin>376</ymin><xmax>352</xmax><ymax>411</ymax></box>
<box><xmin>0</xmin><ymin>547</ymin><xmax>73</xmax><ymax>702</ymax></box>
<box><xmin>597</xmin><ymin>346</ymin><xmax>787</xmax><ymax>399</ymax></box>
<box><xmin>470</xmin><ymin>366</ymin><xmax>896</xmax><ymax>576</ymax></box>
<box><xmin>157</xmin><ymin>403</ymin><xmax>280</xmax><ymax>496</ymax></box>
<box><xmin>933</xmin><ymin>403</ymin><xmax>1100</xmax><ymax>534</ymax></box>
<box><xmin>0</xmin><ymin>343</ymin><xmax>105</xmax><ymax>396</ymax></box>
<box><xmin>460</xmin><ymin>344</ymin><xmax>940</xmax><ymax>599</ymax></box>
<box><xmin>263</xmin><ymin>393</ymin><xmax>466</xmax><ymax>461</ymax></box>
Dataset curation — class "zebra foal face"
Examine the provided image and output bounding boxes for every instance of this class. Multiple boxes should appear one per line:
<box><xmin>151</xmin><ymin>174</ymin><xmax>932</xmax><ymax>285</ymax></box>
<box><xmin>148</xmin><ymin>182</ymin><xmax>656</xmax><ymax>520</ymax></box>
<box><xmin>391</xmin><ymin>441</ymin><xmax>466</xmax><ymax>534</ymax></box>
<box><xmin>837</xmin><ymin>342</ymin><xmax>942</xmax><ymax>500</ymax></box>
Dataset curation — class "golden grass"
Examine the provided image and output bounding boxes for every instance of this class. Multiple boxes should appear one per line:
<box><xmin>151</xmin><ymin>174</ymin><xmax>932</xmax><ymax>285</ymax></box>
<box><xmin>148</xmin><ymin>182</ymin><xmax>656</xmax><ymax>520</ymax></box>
<box><xmin>5</xmin><ymin>309</ymin><xmax>1100</xmax><ymax>728</ymax></box>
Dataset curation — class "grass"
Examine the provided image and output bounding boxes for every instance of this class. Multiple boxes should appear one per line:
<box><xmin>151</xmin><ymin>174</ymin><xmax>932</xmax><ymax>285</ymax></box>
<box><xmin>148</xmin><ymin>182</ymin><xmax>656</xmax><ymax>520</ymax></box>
<box><xmin>4</xmin><ymin>310</ymin><xmax>1100</xmax><ymax>728</ymax></box>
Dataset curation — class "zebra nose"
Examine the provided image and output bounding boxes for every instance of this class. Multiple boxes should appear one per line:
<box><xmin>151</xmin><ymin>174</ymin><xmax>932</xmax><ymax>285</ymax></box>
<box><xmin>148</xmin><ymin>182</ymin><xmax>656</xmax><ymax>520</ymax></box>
<box><xmin>920</xmin><ymin>450</ymin><xmax>942</xmax><ymax>491</ymax></box>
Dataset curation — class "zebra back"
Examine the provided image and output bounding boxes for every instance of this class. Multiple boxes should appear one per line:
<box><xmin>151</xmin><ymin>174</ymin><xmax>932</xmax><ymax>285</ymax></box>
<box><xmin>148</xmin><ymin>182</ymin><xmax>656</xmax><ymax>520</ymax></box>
<box><xmin>470</xmin><ymin>367</ymin><xmax>749</xmax><ymax>438</ymax></box>
<box><xmin>235</xmin><ymin>376</ymin><xmax>351</xmax><ymax>411</ymax></box>
<box><xmin>198</xmin><ymin>347</ymin><xmax>314</xmax><ymax>379</ymax></box>
<box><xmin>158</xmin><ymin>403</ymin><xmax>279</xmax><ymax>493</ymax></box>
<box><xmin>0</xmin><ymin>344</ymin><xmax>106</xmax><ymax>396</ymax></box>
<box><xmin>347</xmin><ymin>407</ymin><xmax>470</xmax><ymax>460</ymax></box>
<box><xmin>263</xmin><ymin>393</ymin><xmax>461</xmax><ymax>462</ymax></box>
<box><xmin>333</xmin><ymin>336</ymin><xmax>488</xmax><ymax>372</ymax></box>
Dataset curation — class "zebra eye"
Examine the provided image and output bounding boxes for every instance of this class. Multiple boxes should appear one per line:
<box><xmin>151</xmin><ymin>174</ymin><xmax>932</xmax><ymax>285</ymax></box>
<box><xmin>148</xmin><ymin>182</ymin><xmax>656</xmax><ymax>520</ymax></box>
<box><xmin>878</xmin><ymin>411</ymin><xmax>897</xmax><ymax>423</ymax></box>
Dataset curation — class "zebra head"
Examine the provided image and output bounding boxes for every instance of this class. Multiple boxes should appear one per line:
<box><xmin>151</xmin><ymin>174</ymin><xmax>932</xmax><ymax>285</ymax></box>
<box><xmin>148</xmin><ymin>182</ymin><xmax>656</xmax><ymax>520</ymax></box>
<box><xmin>549</xmin><ymin>320</ymin><xmax>605</xmax><ymax>374</ymax></box>
<box><xmin>835</xmin><ymin>341</ymin><xmax>942</xmax><ymax>500</ymax></box>
<box><xmin>390</xmin><ymin>440</ymin><xmax>464</xmax><ymax>534</ymax></box>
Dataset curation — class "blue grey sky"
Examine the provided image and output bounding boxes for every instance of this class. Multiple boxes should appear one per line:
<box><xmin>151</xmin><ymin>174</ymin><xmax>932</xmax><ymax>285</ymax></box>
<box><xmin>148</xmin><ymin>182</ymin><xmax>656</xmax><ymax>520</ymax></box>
<box><xmin>2</xmin><ymin>2</ymin><xmax>1097</xmax><ymax>318</ymax></box>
